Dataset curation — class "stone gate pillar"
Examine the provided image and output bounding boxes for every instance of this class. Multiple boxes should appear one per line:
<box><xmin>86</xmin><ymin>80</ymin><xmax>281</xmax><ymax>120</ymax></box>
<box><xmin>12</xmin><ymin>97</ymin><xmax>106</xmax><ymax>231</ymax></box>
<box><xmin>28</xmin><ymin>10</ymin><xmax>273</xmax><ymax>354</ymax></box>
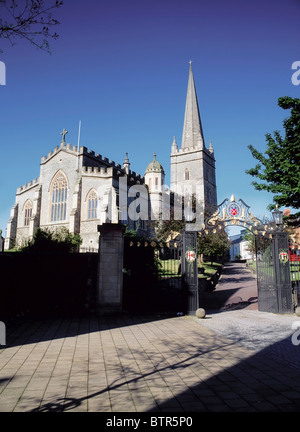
<box><xmin>97</xmin><ymin>223</ymin><xmax>125</xmax><ymax>313</ymax></box>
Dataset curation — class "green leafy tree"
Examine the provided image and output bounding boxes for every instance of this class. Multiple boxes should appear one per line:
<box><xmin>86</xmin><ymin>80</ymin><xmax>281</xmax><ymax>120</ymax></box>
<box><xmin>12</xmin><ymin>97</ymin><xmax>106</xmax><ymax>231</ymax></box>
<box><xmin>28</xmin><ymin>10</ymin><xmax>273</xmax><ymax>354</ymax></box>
<box><xmin>20</xmin><ymin>227</ymin><xmax>82</xmax><ymax>253</ymax></box>
<box><xmin>154</xmin><ymin>192</ymin><xmax>203</xmax><ymax>242</ymax></box>
<box><xmin>246</xmin><ymin>96</ymin><xmax>300</xmax><ymax>225</ymax></box>
<box><xmin>0</xmin><ymin>0</ymin><xmax>63</xmax><ymax>53</ymax></box>
<box><xmin>198</xmin><ymin>230</ymin><xmax>230</xmax><ymax>264</ymax></box>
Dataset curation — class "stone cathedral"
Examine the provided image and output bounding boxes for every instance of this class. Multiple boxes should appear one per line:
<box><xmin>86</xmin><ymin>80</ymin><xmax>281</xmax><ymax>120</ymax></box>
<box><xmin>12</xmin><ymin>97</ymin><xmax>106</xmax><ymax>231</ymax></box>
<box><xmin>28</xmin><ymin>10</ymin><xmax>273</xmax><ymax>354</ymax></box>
<box><xmin>4</xmin><ymin>64</ymin><xmax>217</xmax><ymax>251</ymax></box>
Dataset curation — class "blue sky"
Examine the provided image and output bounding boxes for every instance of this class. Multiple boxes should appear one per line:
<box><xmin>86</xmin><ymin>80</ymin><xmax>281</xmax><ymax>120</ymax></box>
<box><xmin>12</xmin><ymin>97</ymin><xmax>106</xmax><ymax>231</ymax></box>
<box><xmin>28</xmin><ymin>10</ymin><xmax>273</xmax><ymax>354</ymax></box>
<box><xmin>0</xmin><ymin>0</ymin><xmax>299</xmax><ymax>235</ymax></box>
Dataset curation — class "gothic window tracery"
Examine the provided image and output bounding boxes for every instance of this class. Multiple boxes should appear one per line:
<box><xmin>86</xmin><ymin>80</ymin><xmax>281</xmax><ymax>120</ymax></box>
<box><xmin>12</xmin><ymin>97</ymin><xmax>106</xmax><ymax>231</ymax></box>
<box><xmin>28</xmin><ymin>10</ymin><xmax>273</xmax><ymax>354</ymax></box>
<box><xmin>185</xmin><ymin>168</ymin><xmax>190</xmax><ymax>180</ymax></box>
<box><xmin>87</xmin><ymin>190</ymin><xmax>98</xmax><ymax>220</ymax></box>
<box><xmin>50</xmin><ymin>171</ymin><xmax>68</xmax><ymax>222</ymax></box>
<box><xmin>23</xmin><ymin>200</ymin><xmax>33</xmax><ymax>226</ymax></box>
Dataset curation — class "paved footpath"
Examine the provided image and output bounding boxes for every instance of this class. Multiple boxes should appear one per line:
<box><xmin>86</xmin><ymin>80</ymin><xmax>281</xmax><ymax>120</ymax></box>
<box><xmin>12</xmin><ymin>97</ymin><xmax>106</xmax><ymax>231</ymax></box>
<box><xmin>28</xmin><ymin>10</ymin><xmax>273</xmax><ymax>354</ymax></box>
<box><xmin>1</xmin><ymin>306</ymin><xmax>300</xmax><ymax>412</ymax></box>
<box><xmin>215</xmin><ymin>262</ymin><xmax>259</xmax><ymax>309</ymax></box>
<box><xmin>200</xmin><ymin>262</ymin><xmax>259</xmax><ymax>310</ymax></box>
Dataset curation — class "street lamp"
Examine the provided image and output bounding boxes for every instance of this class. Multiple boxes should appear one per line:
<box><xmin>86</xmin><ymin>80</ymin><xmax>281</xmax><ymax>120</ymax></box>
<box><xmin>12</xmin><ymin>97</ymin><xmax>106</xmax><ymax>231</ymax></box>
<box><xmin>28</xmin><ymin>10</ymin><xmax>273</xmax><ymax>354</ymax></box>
<box><xmin>272</xmin><ymin>206</ymin><xmax>283</xmax><ymax>227</ymax></box>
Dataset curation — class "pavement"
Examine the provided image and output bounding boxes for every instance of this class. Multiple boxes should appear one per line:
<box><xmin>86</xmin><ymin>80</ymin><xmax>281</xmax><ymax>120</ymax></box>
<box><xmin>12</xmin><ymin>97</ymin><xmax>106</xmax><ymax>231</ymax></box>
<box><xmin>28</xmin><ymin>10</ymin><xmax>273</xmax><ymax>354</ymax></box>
<box><xmin>199</xmin><ymin>261</ymin><xmax>258</xmax><ymax>310</ymax></box>
<box><xmin>1</xmin><ymin>263</ymin><xmax>300</xmax><ymax>413</ymax></box>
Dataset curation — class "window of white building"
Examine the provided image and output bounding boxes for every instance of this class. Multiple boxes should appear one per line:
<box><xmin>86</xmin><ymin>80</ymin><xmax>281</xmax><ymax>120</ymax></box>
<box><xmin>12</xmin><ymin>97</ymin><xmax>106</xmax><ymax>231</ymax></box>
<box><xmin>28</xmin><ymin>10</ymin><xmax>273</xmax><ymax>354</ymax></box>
<box><xmin>50</xmin><ymin>171</ymin><xmax>68</xmax><ymax>222</ymax></box>
<box><xmin>87</xmin><ymin>190</ymin><xmax>98</xmax><ymax>219</ymax></box>
<box><xmin>23</xmin><ymin>200</ymin><xmax>33</xmax><ymax>226</ymax></box>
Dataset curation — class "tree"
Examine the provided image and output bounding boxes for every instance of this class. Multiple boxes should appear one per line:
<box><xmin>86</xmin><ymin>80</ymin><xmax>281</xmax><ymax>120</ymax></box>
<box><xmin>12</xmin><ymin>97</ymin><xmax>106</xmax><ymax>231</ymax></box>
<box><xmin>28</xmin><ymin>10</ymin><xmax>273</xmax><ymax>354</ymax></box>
<box><xmin>246</xmin><ymin>96</ymin><xmax>300</xmax><ymax>225</ymax></box>
<box><xmin>198</xmin><ymin>230</ymin><xmax>230</xmax><ymax>264</ymax></box>
<box><xmin>20</xmin><ymin>227</ymin><xmax>82</xmax><ymax>253</ymax></box>
<box><xmin>154</xmin><ymin>192</ymin><xmax>202</xmax><ymax>242</ymax></box>
<box><xmin>0</xmin><ymin>0</ymin><xmax>63</xmax><ymax>53</ymax></box>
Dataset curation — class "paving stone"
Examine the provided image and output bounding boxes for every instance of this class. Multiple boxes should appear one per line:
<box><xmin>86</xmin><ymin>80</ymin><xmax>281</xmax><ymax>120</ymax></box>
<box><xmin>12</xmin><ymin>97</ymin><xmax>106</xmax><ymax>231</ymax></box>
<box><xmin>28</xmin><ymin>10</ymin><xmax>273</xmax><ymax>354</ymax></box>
<box><xmin>2</xmin><ymin>301</ymin><xmax>300</xmax><ymax>412</ymax></box>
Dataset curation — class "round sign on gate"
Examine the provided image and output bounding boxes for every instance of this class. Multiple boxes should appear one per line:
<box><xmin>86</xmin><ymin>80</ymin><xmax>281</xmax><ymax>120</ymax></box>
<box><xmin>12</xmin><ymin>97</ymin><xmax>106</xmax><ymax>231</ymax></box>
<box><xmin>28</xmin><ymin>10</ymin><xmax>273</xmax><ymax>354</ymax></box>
<box><xmin>279</xmin><ymin>250</ymin><xmax>289</xmax><ymax>264</ymax></box>
<box><xmin>185</xmin><ymin>250</ymin><xmax>196</xmax><ymax>262</ymax></box>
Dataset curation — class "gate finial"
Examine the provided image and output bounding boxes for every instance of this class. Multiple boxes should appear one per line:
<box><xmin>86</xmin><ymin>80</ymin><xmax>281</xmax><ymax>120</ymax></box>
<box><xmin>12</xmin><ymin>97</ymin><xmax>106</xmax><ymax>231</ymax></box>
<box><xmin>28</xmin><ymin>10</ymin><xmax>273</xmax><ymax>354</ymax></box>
<box><xmin>230</xmin><ymin>194</ymin><xmax>236</xmax><ymax>202</ymax></box>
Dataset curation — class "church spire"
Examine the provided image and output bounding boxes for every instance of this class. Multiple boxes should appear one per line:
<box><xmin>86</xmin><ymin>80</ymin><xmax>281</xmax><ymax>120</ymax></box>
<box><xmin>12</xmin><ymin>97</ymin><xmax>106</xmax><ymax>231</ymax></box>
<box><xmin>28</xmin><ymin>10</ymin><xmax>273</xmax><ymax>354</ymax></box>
<box><xmin>181</xmin><ymin>62</ymin><xmax>205</xmax><ymax>149</ymax></box>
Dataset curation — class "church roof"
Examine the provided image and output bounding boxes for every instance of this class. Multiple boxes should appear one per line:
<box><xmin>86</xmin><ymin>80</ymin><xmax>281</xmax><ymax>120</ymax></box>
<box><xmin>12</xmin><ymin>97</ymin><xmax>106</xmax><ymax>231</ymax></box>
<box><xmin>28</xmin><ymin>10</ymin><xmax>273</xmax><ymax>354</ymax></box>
<box><xmin>145</xmin><ymin>153</ymin><xmax>165</xmax><ymax>174</ymax></box>
<box><xmin>181</xmin><ymin>62</ymin><xmax>205</xmax><ymax>149</ymax></box>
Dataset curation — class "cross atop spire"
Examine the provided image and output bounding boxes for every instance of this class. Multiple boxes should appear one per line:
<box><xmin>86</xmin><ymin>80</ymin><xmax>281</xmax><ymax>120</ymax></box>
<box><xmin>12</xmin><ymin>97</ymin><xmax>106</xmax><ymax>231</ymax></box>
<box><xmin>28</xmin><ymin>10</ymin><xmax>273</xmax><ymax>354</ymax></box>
<box><xmin>181</xmin><ymin>63</ymin><xmax>205</xmax><ymax>150</ymax></box>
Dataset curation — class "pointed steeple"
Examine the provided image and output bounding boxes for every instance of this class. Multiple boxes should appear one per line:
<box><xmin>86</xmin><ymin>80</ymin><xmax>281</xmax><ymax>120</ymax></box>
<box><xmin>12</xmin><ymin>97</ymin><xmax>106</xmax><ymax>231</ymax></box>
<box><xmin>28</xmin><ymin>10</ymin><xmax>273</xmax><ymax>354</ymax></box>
<box><xmin>171</xmin><ymin>136</ymin><xmax>178</xmax><ymax>154</ymax></box>
<box><xmin>181</xmin><ymin>62</ymin><xmax>205</xmax><ymax>149</ymax></box>
<box><xmin>123</xmin><ymin>152</ymin><xmax>130</xmax><ymax>174</ymax></box>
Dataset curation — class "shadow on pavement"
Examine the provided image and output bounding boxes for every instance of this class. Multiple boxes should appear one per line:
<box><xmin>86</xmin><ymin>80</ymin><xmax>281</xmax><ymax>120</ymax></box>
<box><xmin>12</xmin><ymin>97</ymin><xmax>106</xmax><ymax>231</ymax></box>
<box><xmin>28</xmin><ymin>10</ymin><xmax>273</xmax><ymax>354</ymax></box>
<box><xmin>147</xmin><ymin>333</ymin><xmax>300</xmax><ymax>412</ymax></box>
<box><xmin>4</xmin><ymin>313</ymin><xmax>181</xmax><ymax>349</ymax></box>
<box><xmin>26</xmin><ymin>324</ymin><xmax>300</xmax><ymax>413</ymax></box>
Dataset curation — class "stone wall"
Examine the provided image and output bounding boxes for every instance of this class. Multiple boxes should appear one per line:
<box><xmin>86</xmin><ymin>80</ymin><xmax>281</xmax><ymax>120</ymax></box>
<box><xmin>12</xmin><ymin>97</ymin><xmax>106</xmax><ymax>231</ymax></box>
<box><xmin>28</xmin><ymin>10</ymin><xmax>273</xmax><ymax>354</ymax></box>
<box><xmin>97</xmin><ymin>223</ymin><xmax>125</xmax><ymax>312</ymax></box>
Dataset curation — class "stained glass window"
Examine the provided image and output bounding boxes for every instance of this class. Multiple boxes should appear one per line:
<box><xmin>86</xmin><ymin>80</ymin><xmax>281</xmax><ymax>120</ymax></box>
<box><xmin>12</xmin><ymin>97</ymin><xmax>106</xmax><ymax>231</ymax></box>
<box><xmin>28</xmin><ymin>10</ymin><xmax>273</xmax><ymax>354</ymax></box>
<box><xmin>88</xmin><ymin>190</ymin><xmax>98</xmax><ymax>219</ymax></box>
<box><xmin>24</xmin><ymin>200</ymin><xmax>33</xmax><ymax>226</ymax></box>
<box><xmin>50</xmin><ymin>172</ymin><xmax>68</xmax><ymax>222</ymax></box>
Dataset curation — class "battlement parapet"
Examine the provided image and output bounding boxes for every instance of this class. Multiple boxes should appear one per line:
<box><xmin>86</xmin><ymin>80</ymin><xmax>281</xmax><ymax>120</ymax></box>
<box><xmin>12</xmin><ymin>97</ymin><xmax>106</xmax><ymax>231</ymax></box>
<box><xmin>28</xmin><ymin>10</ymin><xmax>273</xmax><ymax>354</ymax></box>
<box><xmin>17</xmin><ymin>177</ymin><xmax>40</xmax><ymax>194</ymax></box>
<box><xmin>40</xmin><ymin>143</ymin><xmax>143</xmax><ymax>180</ymax></box>
<box><xmin>172</xmin><ymin>145</ymin><xmax>203</xmax><ymax>155</ymax></box>
<box><xmin>79</xmin><ymin>146</ymin><xmax>123</xmax><ymax>169</ymax></box>
<box><xmin>41</xmin><ymin>142</ymin><xmax>78</xmax><ymax>164</ymax></box>
<box><xmin>81</xmin><ymin>166</ymin><xmax>144</xmax><ymax>183</ymax></box>
<box><xmin>82</xmin><ymin>166</ymin><xmax>113</xmax><ymax>176</ymax></box>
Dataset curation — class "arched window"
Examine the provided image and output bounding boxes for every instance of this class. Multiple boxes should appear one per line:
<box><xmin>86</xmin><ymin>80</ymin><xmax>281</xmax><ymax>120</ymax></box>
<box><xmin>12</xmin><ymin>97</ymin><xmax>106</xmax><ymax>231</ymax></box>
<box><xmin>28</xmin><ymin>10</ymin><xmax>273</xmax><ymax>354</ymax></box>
<box><xmin>87</xmin><ymin>190</ymin><xmax>98</xmax><ymax>219</ymax></box>
<box><xmin>23</xmin><ymin>200</ymin><xmax>33</xmax><ymax>226</ymax></box>
<box><xmin>50</xmin><ymin>171</ymin><xmax>68</xmax><ymax>222</ymax></box>
<box><xmin>185</xmin><ymin>168</ymin><xmax>190</xmax><ymax>180</ymax></box>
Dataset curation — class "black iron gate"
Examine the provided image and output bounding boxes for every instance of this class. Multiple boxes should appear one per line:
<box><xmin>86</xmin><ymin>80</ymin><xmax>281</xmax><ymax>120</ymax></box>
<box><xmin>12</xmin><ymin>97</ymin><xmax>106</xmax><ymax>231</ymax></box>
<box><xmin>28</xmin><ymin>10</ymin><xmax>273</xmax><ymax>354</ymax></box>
<box><xmin>123</xmin><ymin>237</ymin><xmax>185</xmax><ymax>313</ymax></box>
<box><xmin>255</xmin><ymin>233</ymin><xmax>293</xmax><ymax>313</ymax></box>
<box><xmin>290</xmin><ymin>247</ymin><xmax>300</xmax><ymax>308</ymax></box>
<box><xmin>182</xmin><ymin>230</ymin><xmax>198</xmax><ymax>313</ymax></box>
<box><xmin>156</xmin><ymin>241</ymin><xmax>182</xmax><ymax>289</ymax></box>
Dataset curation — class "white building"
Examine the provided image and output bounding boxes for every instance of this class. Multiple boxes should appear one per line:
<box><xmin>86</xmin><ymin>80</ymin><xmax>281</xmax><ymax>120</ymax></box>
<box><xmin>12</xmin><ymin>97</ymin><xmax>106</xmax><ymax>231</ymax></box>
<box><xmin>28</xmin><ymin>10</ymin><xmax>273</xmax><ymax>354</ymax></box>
<box><xmin>5</xmin><ymin>64</ymin><xmax>218</xmax><ymax>251</ymax></box>
<box><xmin>229</xmin><ymin>230</ymin><xmax>253</xmax><ymax>261</ymax></box>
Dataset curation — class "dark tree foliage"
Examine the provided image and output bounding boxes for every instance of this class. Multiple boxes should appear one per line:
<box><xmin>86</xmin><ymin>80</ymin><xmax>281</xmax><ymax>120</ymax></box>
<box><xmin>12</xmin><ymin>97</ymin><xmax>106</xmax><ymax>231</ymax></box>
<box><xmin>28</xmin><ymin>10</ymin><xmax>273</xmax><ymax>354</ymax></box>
<box><xmin>246</xmin><ymin>96</ymin><xmax>300</xmax><ymax>225</ymax></box>
<box><xmin>20</xmin><ymin>227</ymin><xmax>82</xmax><ymax>253</ymax></box>
<box><xmin>0</xmin><ymin>0</ymin><xmax>63</xmax><ymax>53</ymax></box>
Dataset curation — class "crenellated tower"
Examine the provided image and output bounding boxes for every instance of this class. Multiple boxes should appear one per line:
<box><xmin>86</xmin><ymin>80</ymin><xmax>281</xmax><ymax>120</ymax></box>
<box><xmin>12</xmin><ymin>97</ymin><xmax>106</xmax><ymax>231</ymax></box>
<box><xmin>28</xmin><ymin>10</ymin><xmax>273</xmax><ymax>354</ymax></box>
<box><xmin>170</xmin><ymin>62</ymin><xmax>217</xmax><ymax>210</ymax></box>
